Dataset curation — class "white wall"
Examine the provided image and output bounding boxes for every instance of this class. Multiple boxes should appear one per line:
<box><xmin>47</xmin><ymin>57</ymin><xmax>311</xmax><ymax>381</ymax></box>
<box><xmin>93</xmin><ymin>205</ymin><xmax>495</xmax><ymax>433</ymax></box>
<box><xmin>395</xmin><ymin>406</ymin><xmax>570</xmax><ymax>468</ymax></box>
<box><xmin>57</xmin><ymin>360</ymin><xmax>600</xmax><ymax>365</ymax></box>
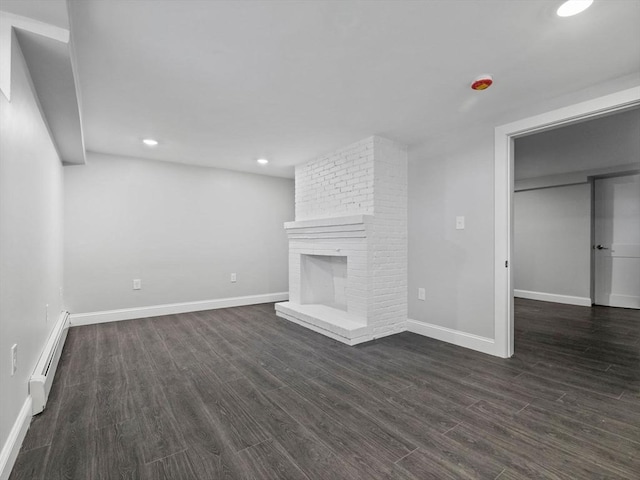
<box><xmin>513</xmin><ymin>184</ymin><xmax>591</xmax><ymax>301</ymax></box>
<box><xmin>407</xmin><ymin>76</ymin><xmax>640</xmax><ymax>345</ymax></box>
<box><xmin>511</xmin><ymin>107</ymin><xmax>639</xmax><ymax>304</ymax></box>
<box><xmin>515</xmin><ymin>107</ymin><xmax>640</xmax><ymax>180</ymax></box>
<box><xmin>0</xmin><ymin>34</ymin><xmax>64</xmax><ymax>462</ymax></box>
<box><xmin>64</xmin><ymin>153</ymin><xmax>294</xmax><ymax>314</ymax></box>
<box><xmin>408</xmin><ymin>130</ymin><xmax>495</xmax><ymax>338</ymax></box>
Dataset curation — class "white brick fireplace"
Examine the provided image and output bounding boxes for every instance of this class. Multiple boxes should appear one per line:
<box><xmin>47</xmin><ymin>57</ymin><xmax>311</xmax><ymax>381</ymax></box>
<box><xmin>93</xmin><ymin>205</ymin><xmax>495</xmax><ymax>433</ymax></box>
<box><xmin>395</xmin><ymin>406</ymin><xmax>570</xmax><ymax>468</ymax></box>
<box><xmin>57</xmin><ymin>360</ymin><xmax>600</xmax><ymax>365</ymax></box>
<box><xmin>276</xmin><ymin>136</ymin><xmax>407</xmax><ymax>345</ymax></box>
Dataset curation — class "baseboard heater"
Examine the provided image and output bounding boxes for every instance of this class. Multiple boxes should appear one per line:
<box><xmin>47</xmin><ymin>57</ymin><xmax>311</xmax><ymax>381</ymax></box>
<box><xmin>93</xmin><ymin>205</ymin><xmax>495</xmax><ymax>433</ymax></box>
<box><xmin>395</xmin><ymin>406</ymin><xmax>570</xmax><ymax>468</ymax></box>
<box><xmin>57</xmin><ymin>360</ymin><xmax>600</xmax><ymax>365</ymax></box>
<box><xmin>29</xmin><ymin>311</ymin><xmax>70</xmax><ymax>415</ymax></box>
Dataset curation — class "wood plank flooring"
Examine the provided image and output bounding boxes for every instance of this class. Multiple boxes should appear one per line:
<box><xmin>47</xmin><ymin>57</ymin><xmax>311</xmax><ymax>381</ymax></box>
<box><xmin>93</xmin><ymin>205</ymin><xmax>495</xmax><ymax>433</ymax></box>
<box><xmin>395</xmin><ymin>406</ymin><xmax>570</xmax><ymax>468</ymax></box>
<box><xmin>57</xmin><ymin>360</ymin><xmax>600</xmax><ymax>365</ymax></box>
<box><xmin>10</xmin><ymin>299</ymin><xmax>640</xmax><ymax>479</ymax></box>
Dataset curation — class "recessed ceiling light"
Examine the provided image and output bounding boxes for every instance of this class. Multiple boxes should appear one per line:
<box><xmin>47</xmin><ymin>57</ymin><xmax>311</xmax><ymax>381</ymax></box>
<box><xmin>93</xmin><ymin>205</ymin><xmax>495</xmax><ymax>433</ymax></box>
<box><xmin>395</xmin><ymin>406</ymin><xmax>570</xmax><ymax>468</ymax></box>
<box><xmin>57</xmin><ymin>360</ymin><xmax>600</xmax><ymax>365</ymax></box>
<box><xmin>557</xmin><ymin>0</ymin><xmax>593</xmax><ymax>17</ymax></box>
<box><xmin>142</xmin><ymin>138</ymin><xmax>158</xmax><ymax>146</ymax></box>
<box><xmin>257</xmin><ymin>158</ymin><xmax>269</xmax><ymax>165</ymax></box>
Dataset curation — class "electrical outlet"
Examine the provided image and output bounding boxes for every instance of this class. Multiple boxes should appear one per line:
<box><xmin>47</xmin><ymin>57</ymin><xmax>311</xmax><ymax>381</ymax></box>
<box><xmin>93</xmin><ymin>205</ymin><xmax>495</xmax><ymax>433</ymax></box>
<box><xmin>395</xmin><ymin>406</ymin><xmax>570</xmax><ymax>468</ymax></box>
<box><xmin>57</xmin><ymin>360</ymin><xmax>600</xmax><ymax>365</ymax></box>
<box><xmin>230</xmin><ymin>273</ymin><xmax>237</xmax><ymax>283</ymax></box>
<box><xmin>11</xmin><ymin>344</ymin><xmax>17</xmax><ymax>376</ymax></box>
<box><xmin>418</xmin><ymin>288</ymin><xmax>426</xmax><ymax>301</ymax></box>
<box><xmin>133</xmin><ymin>279</ymin><xmax>142</xmax><ymax>290</ymax></box>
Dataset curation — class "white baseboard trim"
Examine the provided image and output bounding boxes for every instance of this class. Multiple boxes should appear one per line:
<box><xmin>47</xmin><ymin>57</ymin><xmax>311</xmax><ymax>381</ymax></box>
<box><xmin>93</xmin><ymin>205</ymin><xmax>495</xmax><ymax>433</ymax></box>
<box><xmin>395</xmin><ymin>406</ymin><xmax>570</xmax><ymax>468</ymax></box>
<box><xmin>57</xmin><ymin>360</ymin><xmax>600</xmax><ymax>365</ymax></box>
<box><xmin>70</xmin><ymin>292</ymin><xmax>289</xmax><ymax>326</ymax></box>
<box><xmin>406</xmin><ymin>319</ymin><xmax>497</xmax><ymax>356</ymax></box>
<box><xmin>606</xmin><ymin>294</ymin><xmax>640</xmax><ymax>309</ymax></box>
<box><xmin>514</xmin><ymin>289</ymin><xmax>591</xmax><ymax>307</ymax></box>
<box><xmin>372</xmin><ymin>325</ymin><xmax>407</xmax><ymax>341</ymax></box>
<box><xmin>0</xmin><ymin>396</ymin><xmax>32</xmax><ymax>480</ymax></box>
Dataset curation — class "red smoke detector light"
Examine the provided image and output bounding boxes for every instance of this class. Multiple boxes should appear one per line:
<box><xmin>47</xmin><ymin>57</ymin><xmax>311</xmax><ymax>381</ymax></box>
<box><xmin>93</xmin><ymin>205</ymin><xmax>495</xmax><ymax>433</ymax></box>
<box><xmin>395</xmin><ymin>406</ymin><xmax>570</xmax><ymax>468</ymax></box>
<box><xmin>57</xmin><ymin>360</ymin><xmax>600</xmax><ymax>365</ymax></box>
<box><xmin>471</xmin><ymin>75</ymin><xmax>493</xmax><ymax>91</ymax></box>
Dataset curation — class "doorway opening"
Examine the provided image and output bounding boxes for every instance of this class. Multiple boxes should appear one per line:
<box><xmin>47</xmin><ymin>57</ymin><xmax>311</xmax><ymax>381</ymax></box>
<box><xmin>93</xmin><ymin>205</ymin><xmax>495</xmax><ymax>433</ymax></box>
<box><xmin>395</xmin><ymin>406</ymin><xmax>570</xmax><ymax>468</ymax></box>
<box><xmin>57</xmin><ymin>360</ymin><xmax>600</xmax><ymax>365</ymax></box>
<box><xmin>494</xmin><ymin>87</ymin><xmax>640</xmax><ymax>358</ymax></box>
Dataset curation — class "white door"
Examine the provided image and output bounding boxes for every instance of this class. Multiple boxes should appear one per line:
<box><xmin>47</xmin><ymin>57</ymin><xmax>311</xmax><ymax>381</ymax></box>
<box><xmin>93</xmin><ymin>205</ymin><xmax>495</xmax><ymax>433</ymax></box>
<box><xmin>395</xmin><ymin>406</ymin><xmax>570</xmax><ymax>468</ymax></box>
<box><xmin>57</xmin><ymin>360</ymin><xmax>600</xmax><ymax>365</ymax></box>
<box><xmin>594</xmin><ymin>174</ymin><xmax>640</xmax><ymax>308</ymax></box>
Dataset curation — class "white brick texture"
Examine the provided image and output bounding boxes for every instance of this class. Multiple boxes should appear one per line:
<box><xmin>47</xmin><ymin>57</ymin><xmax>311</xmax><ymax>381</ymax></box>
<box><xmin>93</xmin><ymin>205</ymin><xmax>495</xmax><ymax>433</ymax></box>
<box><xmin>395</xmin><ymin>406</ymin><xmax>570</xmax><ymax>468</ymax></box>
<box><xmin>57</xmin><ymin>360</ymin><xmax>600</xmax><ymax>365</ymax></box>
<box><xmin>295</xmin><ymin>137</ymin><xmax>375</xmax><ymax>221</ymax></box>
<box><xmin>279</xmin><ymin>136</ymin><xmax>408</xmax><ymax>343</ymax></box>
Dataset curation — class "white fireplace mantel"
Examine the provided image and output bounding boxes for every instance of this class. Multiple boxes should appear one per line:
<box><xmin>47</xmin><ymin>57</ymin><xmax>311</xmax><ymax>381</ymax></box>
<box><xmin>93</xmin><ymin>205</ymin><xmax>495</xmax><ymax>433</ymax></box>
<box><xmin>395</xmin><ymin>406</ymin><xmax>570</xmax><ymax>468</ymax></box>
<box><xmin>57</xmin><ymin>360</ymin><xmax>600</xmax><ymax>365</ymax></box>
<box><xmin>284</xmin><ymin>214</ymin><xmax>372</xmax><ymax>230</ymax></box>
<box><xmin>283</xmin><ymin>215</ymin><xmax>373</xmax><ymax>240</ymax></box>
<box><xmin>276</xmin><ymin>136</ymin><xmax>407</xmax><ymax>346</ymax></box>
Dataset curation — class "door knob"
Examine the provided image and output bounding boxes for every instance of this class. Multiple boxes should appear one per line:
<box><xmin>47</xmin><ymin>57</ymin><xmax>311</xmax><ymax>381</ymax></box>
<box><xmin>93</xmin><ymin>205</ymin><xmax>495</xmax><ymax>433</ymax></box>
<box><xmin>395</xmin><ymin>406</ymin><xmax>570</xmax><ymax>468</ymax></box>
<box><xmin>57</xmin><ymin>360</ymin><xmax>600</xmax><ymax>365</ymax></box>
<box><xmin>595</xmin><ymin>245</ymin><xmax>609</xmax><ymax>250</ymax></box>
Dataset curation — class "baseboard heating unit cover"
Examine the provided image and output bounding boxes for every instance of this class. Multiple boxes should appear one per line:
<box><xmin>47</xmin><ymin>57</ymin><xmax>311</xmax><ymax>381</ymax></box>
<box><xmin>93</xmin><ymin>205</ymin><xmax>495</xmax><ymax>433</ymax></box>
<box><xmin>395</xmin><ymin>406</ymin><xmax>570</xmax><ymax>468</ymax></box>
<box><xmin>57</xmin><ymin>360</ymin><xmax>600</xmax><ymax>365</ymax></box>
<box><xmin>29</xmin><ymin>311</ymin><xmax>70</xmax><ymax>415</ymax></box>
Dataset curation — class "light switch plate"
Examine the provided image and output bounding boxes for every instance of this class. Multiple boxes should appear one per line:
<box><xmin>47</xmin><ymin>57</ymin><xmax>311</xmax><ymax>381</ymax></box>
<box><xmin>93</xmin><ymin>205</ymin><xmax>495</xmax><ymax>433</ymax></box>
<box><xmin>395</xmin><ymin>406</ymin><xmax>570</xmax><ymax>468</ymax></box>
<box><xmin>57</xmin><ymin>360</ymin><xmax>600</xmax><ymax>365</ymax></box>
<box><xmin>456</xmin><ymin>216</ymin><xmax>465</xmax><ymax>230</ymax></box>
<box><xmin>11</xmin><ymin>344</ymin><xmax>17</xmax><ymax>375</ymax></box>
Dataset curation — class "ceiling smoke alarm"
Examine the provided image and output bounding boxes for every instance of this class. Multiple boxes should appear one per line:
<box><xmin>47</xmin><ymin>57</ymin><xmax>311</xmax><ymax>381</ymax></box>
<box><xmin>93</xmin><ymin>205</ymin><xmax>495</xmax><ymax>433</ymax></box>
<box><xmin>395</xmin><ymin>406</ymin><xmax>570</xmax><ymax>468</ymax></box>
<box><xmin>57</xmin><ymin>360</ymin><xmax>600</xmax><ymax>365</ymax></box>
<box><xmin>471</xmin><ymin>75</ymin><xmax>493</xmax><ymax>91</ymax></box>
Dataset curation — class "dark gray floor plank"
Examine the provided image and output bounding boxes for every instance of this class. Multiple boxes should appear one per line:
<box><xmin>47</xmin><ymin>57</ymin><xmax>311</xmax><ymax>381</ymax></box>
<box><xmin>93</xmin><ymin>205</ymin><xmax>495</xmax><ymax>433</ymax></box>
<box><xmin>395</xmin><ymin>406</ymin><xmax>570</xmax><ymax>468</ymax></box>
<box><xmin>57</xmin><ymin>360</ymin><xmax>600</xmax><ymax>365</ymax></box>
<box><xmin>395</xmin><ymin>442</ymin><xmax>505</xmax><ymax>480</ymax></box>
<box><xmin>42</xmin><ymin>381</ymin><xmax>96</xmax><ymax>480</ymax></box>
<box><xmin>189</xmin><ymin>310</ymin><xmax>240</xmax><ymax>357</ymax></box>
<box><xmin>446</xmin><ymin>416</ymin><xmax>625</xmax><ymax>479</ymax></box>
<box><xmin>9</xmin><ymin>299</ymin><xmax>639</xmax><ymax>480</ymax></box>
<box><xmin>124</xmin><ymin>365</ymin><xmax>187</xmax><ymax>464</ymax></box>
<box><xmin>143</xmin><ymin>451</ymin><xmax>199</xmax><ymax>480</ymax></box>
<box><xmin>135</xmin><ymin>317</ymin><xmax>181</xmax><ymax>374</ymax></box>
<box><xmin>289</xmin><ymin>376</ymin><xmax>417</xmax><ymax>462</ymax></box>
<box><xmin>469</xmin><ymin>400</ymin><xmax>639</xmax><ymax>478</ymax></box>
<box><xmin>92</xmin><ymin>421</ymin><xmax>142</xmax><ymax>480</ymax></box>
<box><xmin>8</xmin><ymin>445</ymin><xmax>49</xmax><ymax>480</ymax></box>
<box><xmin>180</xmin><ymin>447</ymin><xmax>249</xmax><ymax>480</ymax></box>
<box><xmin>94</xmin><ymin>381</ymin><xmax>135</xmax><ymax>429</ymax></box>
<box><xmin>158</xmin><ymin>367</ymin><xmax>255</xmax><ymax>479</ymax></box>
<box><xmin>419</xmin><ymin>370</ymin><xmax>529</xmax><ymax>413</ymax></box>
<box><xmin>236</xmin><ymin>439</ymin><xmax>310</xmax><ymax>480</ymax></box>
<box><xmin>460</xmin><ymin>369</ymin><xmax>565</xmax><ymax>402</ymax></box>
<box><xmin>64</xmin><ymin>325</ymin><xmax>98</xmax><ymax>386</ymax></box>
<box><xmin>526</xmin><ymin>361</ymin><xmax>627</xmax><ymax>398</ymax></box>
<box><xmin>515</xmin><ymin>339</ymin><xmax>613</xmax><ymax>372</ymax></box>
<box><xmin>227</xmin><ymin>349</ymin><xmax>288</xmax><ymax>391</ymax></box>
<box><xmin>497</xmin><ymin>469</ymin><xmax>536</xmax><ymax>480</ymax></box>
<box><xmin>227</xmin><ymin>377</ymin><xmax>368</xmax><ymax>480</ymax></box>
<box><xmin>19</xmin><ymin>401</ymin><xmax>61</xmax><ymax>453</ymax></box>
<box><xmin>518</xmin><ymin>403</ymin><xmax>640</xmax><ymax>476</ymax></box>
<box><xmin>183</xmin><ymin>364</ymin><xmax>270</xmax><ymax>452</ymax></box>
<box><xmin>528</xmin><ymin>396</ymin><xmax>640</xmax><ymax>442</ymax></box>
<box><xmin>265</xmin><ymin>386</ymin><xmax>397</xmax><ymax>478</ymax></box>
<box><xmin>116</xmin><ymin>319</ymin><xmax>154</xmax><ymax>369</ymax></box>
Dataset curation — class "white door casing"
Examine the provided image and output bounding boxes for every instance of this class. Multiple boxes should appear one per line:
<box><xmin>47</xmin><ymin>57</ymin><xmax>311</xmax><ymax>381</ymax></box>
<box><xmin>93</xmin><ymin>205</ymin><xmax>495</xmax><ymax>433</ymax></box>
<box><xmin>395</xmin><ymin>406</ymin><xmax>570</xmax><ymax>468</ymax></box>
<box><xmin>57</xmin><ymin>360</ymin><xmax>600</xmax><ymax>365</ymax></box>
<box><xmin>494</xmin><ymin>86</ymin><xmax>640</xmax><ymax>358</ymax></box>
<box><xmin>594</xmin><ymin>174</ymin><xmax>640</xmax><ymax>308</ymax></box>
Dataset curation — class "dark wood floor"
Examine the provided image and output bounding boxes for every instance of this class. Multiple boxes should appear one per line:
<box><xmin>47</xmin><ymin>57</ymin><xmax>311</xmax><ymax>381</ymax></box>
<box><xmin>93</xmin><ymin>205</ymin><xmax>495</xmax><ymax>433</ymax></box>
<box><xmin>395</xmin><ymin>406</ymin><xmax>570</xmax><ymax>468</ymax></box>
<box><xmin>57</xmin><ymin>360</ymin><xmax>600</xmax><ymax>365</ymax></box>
<box><xmin>10</xmin><ymin>299</ymin><xmax>640</xmax><ymax>479</ymax></box>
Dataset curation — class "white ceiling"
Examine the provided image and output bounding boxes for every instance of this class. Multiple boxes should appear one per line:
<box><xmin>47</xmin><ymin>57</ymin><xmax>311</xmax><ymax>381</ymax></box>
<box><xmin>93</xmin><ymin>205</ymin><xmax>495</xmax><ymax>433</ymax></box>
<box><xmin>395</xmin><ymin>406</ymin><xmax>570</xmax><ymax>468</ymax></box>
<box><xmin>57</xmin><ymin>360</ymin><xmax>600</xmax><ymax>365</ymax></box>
<box><xmin>1</xmin><ymin>0</ymin><xmax>68</xmax><ymax>29</ymax></box>
<box><xmin>60</xmin><ymin>1</ymin><xmax>640</xmax><ymax>177</ymax></box>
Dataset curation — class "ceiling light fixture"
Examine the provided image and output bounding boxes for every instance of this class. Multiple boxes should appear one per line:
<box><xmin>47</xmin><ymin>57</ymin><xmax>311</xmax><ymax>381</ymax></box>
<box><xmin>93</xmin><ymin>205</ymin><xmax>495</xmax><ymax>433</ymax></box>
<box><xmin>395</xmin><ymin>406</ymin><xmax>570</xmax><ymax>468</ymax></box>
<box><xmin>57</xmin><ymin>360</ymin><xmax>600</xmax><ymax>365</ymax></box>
<box><xmin>257</xmin><ymin>158</ymin><xmax>269</xmax><ymax>165</ymax></box>
<box><xmin>142</xmin><ymin>138</ymin><xmax>158</xmax><ymax>146</ymax></box>
<box><xmin>556</xmin><ymin>0</ymin><xmax>593</xmax><ymax>17</ymax></box>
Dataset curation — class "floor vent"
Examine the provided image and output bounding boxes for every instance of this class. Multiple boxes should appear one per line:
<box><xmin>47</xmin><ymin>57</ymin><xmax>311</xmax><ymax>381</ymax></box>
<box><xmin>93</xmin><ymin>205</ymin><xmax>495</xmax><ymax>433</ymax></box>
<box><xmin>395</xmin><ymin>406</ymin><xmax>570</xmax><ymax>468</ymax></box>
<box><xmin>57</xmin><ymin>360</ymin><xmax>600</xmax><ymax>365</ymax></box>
<box><xmin>29</xmin><ymin>311</ymin><xmax>70</xmax><ymax>415</ymax></box>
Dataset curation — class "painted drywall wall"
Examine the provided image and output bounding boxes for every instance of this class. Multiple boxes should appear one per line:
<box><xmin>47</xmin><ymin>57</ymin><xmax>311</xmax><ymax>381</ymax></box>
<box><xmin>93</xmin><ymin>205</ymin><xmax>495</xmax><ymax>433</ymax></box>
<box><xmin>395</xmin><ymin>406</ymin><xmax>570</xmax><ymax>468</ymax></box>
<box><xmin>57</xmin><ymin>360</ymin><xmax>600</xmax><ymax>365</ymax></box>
<box><xmin>64</xmin><ymin>153</ymin><xmax>294</xmax><ymax>314</ymax></box>
<box><xmin>514</xmin><ymin>184</ymin><xmax>591</xmax><ymax>300</ymax></box>
<box><xmin>511</xmin><ymin>108</ymin><xmax>639</xmax><ymax>304</ymax></box>
<box><xmin>408</xmin><ymin>130</ymin><xmax>496</xmax><ymax>338</ymax></box>
<box><xmin>515</xmin><ymin>107</ymin><xmax>640</xmax><ymax>180</ymax></box>
<box><xmin>407</xmin><ymin>76</ymin><xmax>639</xmax><ymax>342</ymax></box>
<box><xmin>0</xmin><ymin>34</ymin><xmax>64</xmax><ymax>461</ymax></box>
